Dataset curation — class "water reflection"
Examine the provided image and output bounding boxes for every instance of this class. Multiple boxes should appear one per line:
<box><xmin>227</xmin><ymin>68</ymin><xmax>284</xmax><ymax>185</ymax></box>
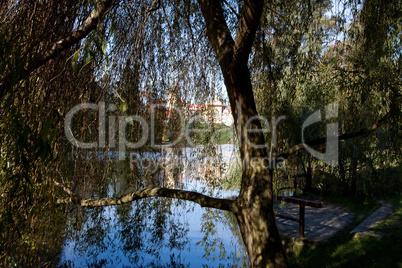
<box><xmin>58</xmin><ymin>145</ymin><xmax>248</xmax><ymax>267</ymax></box>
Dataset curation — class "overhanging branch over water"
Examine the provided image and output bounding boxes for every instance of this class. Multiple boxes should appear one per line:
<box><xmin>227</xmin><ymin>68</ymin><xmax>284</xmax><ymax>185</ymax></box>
<box><xmin>55</xmin><ymin>180</ymin><xmax>240</xmax><ymax>214</ymax></box>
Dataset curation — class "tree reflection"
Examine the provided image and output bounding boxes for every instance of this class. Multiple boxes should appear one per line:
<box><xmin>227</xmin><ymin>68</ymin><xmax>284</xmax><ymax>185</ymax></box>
<box><xmin>57</xmin><ymin>149</ymin><xmax>247</xmax><ymax>267</ymax></box>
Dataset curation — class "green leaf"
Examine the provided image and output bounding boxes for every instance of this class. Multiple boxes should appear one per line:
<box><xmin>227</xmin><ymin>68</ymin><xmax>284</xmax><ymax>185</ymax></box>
<box><xmin>119</xmin><ymin>103</ymin><xmax>127</xmax><ymax>113</ymax></box>
<box><xmin>101</xmin><ymin>38</ymin><xmax>107</xmax><ymax>55</ymax></box>
<box><xmin>110</xmin><ymin>20</ymin><xmax>117</xmax><ymax>40</ymax></box>
<box><xmin>72</xmin><ymin>49</ymin><xmax>81</xmax><ymax>71</ymax></box>
<box><xmin>79</xmin><ymin>56</ymin><xmax>93</xmax><ymax>74</ymax></box>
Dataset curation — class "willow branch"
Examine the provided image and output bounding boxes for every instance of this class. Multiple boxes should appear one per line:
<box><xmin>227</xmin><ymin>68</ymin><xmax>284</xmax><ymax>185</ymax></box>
<box><xmin>222</xmin><ymin>0</ymin><xmax>240</xmax><ymax>19</ymax></box>
<box><xmin>55</xmin><ymin>183</ymin><xmax>240</xmax><ymax>214</ymax></box>
<box><xmin>31</xmin><ymin>0</ymin><xmax>115</xmax><ymax>70</ymax></box>
<box><xmin>53</xmin><ymin>180</ymin><xmax>82</xmax><ymax>205</ymax></box>
<box><xmin>0</xmin><ymin>0</ymin><xmax>115</xmax><ymax>101</ymax></box>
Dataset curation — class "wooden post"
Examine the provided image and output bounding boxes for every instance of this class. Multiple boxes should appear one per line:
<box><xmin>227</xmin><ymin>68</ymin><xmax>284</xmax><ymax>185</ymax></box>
<box><xmin>276</xmin><ymin>195</ymin><xmax>322</xmax><ymax>238</ymax></box>
<box><xmin>299</xmin><ymin>204</ymin><xmax>305</xmax><ymax>238</ymax></box>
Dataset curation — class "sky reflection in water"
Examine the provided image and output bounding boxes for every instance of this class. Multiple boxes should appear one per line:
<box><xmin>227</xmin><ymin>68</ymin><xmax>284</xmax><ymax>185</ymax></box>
<box><xmin>58</xmin><ymin>145</ymin><xmax>248</xmax><ymax>267</ymax></box>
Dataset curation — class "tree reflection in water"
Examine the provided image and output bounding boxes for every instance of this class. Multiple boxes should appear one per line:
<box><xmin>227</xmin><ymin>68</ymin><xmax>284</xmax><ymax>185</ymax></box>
<box><xmin>58</xmin><ymin>147</ymin><xmax>248</xmax><ymax>267</ymax></box>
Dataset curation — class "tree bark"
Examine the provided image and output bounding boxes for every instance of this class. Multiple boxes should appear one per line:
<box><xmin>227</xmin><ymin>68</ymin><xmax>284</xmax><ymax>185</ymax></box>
<box><xmin>227</xmin><ymin>64</ymin><xmax>287</xmax><ymax>268</ymax></box>
<box><xmin>197</xmin><ymin>0</ymin><xmax>287</xmax><ymax>266</ymax></box>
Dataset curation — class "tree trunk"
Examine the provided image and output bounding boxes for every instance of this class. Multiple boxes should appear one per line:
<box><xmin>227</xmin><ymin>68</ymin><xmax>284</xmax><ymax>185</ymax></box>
<box><xmin>235</xmin><ymin>164</ymin><xmax>286</xmax><ymax>267</ymax></box>
<box><xmin>196</xmin><ymin>1</ymin><xmax>287</xmax><ymax>266</ymax></box>
<box><xmin>236</xmin><ymin>200</ymin><xmax>286</xmax><ymax>267</ymax></box>
<box><xmin>226</xmin><ymin>65</ymin><xmax>287</xmax><ymax>267</ymax></box>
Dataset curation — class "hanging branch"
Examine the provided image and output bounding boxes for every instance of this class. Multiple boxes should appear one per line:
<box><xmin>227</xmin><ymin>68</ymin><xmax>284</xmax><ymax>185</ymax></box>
<box><xmin>0</xmin><ymin>0</ymin><xmax>116</xmax><ymax>101</ymax></box>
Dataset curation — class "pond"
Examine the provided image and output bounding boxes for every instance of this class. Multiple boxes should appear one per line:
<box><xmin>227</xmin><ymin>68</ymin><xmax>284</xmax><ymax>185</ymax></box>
<box><xmin>57</xmin><ymin>145</ymin><xmax>249</xmax><ymax>267</ymax></box>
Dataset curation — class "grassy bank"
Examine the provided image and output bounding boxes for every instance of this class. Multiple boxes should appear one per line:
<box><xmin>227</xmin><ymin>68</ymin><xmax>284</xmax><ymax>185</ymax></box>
<box><xmin>187</xmin><ymin>122</ymin><xmax>234</xmax><ymax>145</ymax></box>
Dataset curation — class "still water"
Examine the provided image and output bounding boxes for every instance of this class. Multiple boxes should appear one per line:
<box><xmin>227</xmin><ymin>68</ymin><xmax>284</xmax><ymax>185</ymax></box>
<box><xmin>57</xmin><ymin>145</ymin><xmax>249</xmax><ymax>267</ymax></box>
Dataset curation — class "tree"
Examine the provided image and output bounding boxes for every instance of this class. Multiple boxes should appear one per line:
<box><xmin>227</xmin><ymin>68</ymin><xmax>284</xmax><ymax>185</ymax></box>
<box><xmin>1</xmin><ymin>0</ymin><xmax>400</xmax><ymax>267</ymax></box>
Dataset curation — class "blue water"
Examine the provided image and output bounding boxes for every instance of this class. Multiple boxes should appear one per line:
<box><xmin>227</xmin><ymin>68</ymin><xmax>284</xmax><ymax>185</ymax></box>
<box><xmin>58</xmin><ymin>145</ymin><xmax>248</xmax><ymax>267</ymax></box>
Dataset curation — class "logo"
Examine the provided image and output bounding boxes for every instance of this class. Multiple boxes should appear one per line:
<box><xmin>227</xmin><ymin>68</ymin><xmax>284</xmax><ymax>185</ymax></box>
<box><xmin>64</xmin><ymin>101</ymin><xmax>339</xmax><ymax>167</ymax></box>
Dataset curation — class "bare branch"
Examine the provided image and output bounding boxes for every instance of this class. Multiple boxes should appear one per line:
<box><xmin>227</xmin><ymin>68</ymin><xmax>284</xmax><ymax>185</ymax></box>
<box><xmin>222</xmin><ymin>0</ymin><xmax>240</xmax><ymax>19</ymax></box>
<box><xmin>55</xmin><ymin>183</ymin><xmax>240</xmax><ymax>214</ymax></box>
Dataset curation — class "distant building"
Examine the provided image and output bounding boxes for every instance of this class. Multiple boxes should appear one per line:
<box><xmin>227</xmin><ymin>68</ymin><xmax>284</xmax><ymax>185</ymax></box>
<box><xmin>185</xmin><ymin>95</ymin><xmax>233</xmax><ymax>126</ymax></box>
<box><xmin>138</xmin><ymin>90</ymin><xmax>234</xmax><ymax>126</ymax></box>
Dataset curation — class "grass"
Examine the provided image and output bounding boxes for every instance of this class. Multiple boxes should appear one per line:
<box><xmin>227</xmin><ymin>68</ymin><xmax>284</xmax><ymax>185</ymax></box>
<box><xmin>288</xmin><ymin>194</ymin><xmax>402</xmax><ymax>267</ymax></box>
<box><xmin>188</xmin><ymin>122</ymin><xmax>234</xmax><ymax>145</ymax></box>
